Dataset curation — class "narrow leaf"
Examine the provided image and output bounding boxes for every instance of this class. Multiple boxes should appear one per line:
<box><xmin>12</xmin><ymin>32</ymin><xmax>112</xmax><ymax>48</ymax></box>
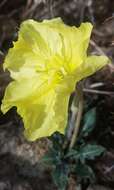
<box><xmin>81</xmin><ymin>107</ymin><xmax>96</xmax><ymax>137</ymax></box>
<box><xmin>79</xmin><ymin>144</ymin><xmax>105</xmax><ymax>161</ymax></box>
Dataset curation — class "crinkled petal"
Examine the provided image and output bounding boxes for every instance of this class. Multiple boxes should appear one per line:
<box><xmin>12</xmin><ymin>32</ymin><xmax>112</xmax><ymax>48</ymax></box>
<box><xmin>4</xmin><ymin>18</ymin><xmax>93</xmax><ymax>75</ymax></box>
<box><xmin>42</xmin><ymin>18</ymin><xmax>93</xmax><ymax>71</ymax></box>
<box><xmin>23</xmin><ymin>92</ymin><xmax>69</xmax><ymax>141</ymax></box>
<box><xmin>1</xmin><ymin>78</ymin><xmax>70</xmax><ymax>140</ymax></box>
<box><xmin>1</xmin><ymin>73</ymin><xmax>50</xmax><ymax>113</ymax></box>
<box><xmin>74</xmin><ymin>55</ymin><xmax>109</xmax><ymax>81</ymax></box>
<box><xmin>4</xmin><ymin>19</ymin><xmax>63</xmax><ymax>73</ymax></box>
<box><xmin>4</xmin><ymin>38</ymin><xmax>48</xmax><ymax>74</ymax></box>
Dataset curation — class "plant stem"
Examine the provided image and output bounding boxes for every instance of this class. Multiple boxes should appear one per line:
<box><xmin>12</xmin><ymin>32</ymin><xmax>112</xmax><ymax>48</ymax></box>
<box><xmin>69</xmin><ymin>84</ymin><xmax>84</xmax><ymax>149</ymax></box>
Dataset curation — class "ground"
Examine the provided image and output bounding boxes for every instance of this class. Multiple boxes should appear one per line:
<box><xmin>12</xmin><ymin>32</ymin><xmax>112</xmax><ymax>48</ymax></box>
<box><xmin>0</xmin><ymin>0</ymin><xmax>114</xmax><ymax>190</ymax></box>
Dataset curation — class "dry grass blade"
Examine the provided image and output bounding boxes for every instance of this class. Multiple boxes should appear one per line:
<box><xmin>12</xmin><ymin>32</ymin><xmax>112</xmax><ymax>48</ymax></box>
<box><xmin>0</xmin><ymin>0</ymin><xmax>8</xmax><ymax>9</ymax></box>
<box><xmin>83</xmin><ymin>88</ymin><xmax>114</xmax><ymax>96</ymax></box>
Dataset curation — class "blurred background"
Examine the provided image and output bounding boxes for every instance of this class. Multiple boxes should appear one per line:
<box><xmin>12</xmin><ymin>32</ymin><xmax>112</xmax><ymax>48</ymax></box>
<box><xmin>0</xmin><ymin>0</ymin><xmax>114</xmax><ymax>190</ymax></box>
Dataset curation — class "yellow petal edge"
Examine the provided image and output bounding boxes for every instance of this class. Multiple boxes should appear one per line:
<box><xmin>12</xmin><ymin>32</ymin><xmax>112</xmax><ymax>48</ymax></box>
<box><xmin>1</xmin><ymin>18</ymin><xmax>109</xmax><ymax>141</ymax></box>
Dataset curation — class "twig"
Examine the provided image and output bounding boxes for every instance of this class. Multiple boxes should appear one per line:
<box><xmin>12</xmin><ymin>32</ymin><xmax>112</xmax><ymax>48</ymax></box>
<box><xmin>90</xmin><ymin>40</ymin><xmax>105</xmax><ymax>55</ymax></box>
<box><xmin>93</xmin><ymin>29</ymin><xmax>105</xmax><ymax>37</ymax></box>
<box><xmin>0</xmin><ymin>0</ymin><xmax>7</xmax><ymax>9</ymax></box>
<box><xmin>104</xmin><ymin>165</ymin><xmax>114</xmax><ymax>174</ymax></box>
<box><xmin>46</xmin><ymin>0</ymin><xmax>54</xmax><ymax>18</ymax></box>
<box><xmin>79</xmin><ymin>0</ymin><xmax>86</xmax><ymax>22</ymax></box>
<box><xmin>35</xmin><ymin>0</ymin><xmax>64</xmax><ymax>19</ymax></box>
<box><xmin>22</xmin><ymin>0</ymin><xmax>40</xmax><ymax>18</ymax></box>
<box><xmin>0</xmin><ymin>50</ymin><xmax>4</xmax><ymax>56</ymax></box>
<box><xmin>103</xmin><ymin>16</ymin><xmax>114</xmax><ymax>24</ymax></box>
<box><xmin>69</xmin><ymin>85</ymin><xmax>84</xmax><ymax>149</ymax></box>
<box><xmin>0</xmin><ymin>73</ymin><xmax>9</xmax><ymax>79</ymax></box>
<box><xmin>26</xmin><ymin>0</ymin><xmax>33</xmax><ymax>8</ymax></box>
<box><xmin>89</xmin><ymin>82</ymin><xmax>104</xmax><ymax>88</ymax></box>
<box><xmin>8</xmin><ymin>8</ymin><xmax>21</xmax><ymax>18</ymax></box>
<box><xmin>83</xmin><ymin>88</ymin><xmax>114</xmax><ymax>96</ymax></box>
<box><xmin>90</xmin><ymin>40</ymin><xmax>104</xmax><ymax>55</ymax></box>
<box><xmin>86</xmin><ymin>0</ymin><xmax>95</xmax><ymax>23</ymax></box>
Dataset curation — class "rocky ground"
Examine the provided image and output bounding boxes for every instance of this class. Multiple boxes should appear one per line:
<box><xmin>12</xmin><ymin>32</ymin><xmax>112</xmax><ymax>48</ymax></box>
<box><xmin>0</xmin><ymin>0</ymin><xmax>114</xmax><ymax>189</ymax></box>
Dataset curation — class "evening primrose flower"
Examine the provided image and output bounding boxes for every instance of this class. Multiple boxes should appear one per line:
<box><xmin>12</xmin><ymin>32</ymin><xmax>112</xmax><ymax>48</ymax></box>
<box><xmin>1</xmin><ymin>18</ymin><xmax>109</xmax><ymax>141</ymax></box>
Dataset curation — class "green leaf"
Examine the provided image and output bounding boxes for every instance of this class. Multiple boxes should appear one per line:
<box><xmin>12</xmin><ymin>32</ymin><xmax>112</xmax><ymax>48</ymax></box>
<box><xmin>81</xmin><ymin>107</ymin><xmax>96</xmax><ymax>137</ymax></box>
<box><xmin>65</xmin><ymin>149</ymin><xmax>79</xmax><ymax>159</ymax></box>
<box><xmin>52</xmin><ymin>164</ymin><xmax>69</xmax><ymax>190</ymax></box>
<box><xmin>78</xmin><ymin>144</ymin><xmax>105</xmax><ymax>163</ymax></box>
<box><xmin>41</xmin><ymin>154</ymin><xmax>54</xmax><ymax>165</ymax></box>
<box><xmin>76</xmin><ymin>163</ymin><xmax>95</xmax><ymax>182</ymax></box>
<box><xmin>41</xmin><ymin>148</ymin><xmax>61</xmax><ymax>166</ymax></box>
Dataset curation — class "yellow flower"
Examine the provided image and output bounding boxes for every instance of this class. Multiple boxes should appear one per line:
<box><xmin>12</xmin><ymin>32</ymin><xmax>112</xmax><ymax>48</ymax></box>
<box><xmin>1</xmin><ymin>18</ymin><xmax>109</xmax><ymax>141</ymax></box>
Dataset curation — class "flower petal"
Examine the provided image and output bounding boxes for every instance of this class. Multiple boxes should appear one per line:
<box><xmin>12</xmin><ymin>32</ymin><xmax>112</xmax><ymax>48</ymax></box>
<box><xmin>23</xmin><ymin>92</ymin><xmax>69</xmax><ymax>141</ymax></box>
<box><xmin>4</xmin><ymin>19</ymin><xmax>63</xmax><ymax>73</ymax></box>
<box><xmin>74</xmin><ymin>55</ymin><xmax>109</xmax><ymax>81</ymax></box>
<box><xmin>4</xmin><ymin>18</ymin><xmax>93</xmax><ymax>75</ymax></box>
<box><xmin>1</xmin><ymin>73</ymin><xmax>50</xmax><ymax>113</ymax></box>
<box><xmin>1</xmin><ymin>76</ymin><xmax>70</xmax><ymax>140</ymax></box>
<box><xmin>43</xmin><ymin>18</ymin><xmax>93</xmax><ymax>71</ymax></box>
